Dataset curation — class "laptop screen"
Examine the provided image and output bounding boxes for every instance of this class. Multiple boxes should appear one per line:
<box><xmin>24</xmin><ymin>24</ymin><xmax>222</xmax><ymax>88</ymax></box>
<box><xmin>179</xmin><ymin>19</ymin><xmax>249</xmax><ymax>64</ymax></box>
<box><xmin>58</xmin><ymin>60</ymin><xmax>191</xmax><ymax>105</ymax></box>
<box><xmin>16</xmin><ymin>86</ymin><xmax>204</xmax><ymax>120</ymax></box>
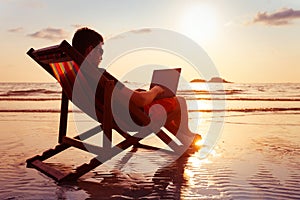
<box><xmin>149</xmin><ymin>68</ymin><xmax>181</xmax><ymax>99</ymax></box>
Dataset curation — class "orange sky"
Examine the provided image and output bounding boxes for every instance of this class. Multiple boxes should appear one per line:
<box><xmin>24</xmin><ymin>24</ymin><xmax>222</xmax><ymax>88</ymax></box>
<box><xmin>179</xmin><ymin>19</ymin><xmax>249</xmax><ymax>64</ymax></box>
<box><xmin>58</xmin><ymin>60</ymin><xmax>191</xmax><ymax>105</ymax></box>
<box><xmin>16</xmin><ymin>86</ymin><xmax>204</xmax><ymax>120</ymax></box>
<box><xmin>1</xmin><ymin>0</ymin><xmax>300</xmax><ymax>83</ymax></box>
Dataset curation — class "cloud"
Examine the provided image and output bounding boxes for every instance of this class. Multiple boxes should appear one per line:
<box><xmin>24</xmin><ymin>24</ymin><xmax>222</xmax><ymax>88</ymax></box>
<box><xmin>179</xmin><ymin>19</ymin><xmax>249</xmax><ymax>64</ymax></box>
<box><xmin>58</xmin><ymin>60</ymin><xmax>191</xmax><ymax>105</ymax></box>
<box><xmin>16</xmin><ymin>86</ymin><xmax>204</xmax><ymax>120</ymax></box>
<box><xmin>27</xmin><ymin>27</ymin><xmax>69</xmax><ymax>41</ymax></box>
<box><xmin>130</xmin><ymin>28</ymin><xmax>152</xmax><ymax>34</ymax></box>
<box><xmin>108</xmin><ymin>28</ymin><xmax>152</xmax><ymax>40</ymax></box>
<box><xmin>8</xmin><ymin>27</ymin><xmax>24</xmax><ymax>33</ymax></box>
<box><xmin>251</xmin><ymin>8</ymin><xmax>300</xmax><ymax>26</ymax></box>
<box><xmin>71</xmin><ymin>24</ymin><xmax>87</xmax><ymax>29</ymax></box>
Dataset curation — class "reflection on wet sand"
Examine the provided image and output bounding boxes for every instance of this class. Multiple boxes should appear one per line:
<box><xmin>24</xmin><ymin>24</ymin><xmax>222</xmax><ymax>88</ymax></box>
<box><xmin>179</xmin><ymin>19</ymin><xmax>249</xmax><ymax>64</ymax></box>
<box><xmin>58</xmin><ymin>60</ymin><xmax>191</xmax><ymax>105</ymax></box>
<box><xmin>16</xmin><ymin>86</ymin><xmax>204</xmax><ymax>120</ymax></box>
<box><xmin>73</xmin><ymin>147</ymin><xmax>197</xmax><ymax>200</ymax></box>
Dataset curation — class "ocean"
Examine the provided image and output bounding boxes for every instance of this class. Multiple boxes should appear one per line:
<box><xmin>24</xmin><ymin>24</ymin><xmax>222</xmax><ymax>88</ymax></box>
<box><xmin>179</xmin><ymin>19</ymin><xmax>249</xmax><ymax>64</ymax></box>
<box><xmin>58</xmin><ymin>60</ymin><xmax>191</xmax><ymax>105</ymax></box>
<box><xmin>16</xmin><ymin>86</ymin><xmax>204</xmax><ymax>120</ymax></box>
<box><xmin>0</xmin><ymin>82</ymin><xmax>299</xmax><ymax>199</ymax></box>
<box><xmin>1</xmin><ymin>82</ymin><xmax>300</xmax><ymax>113</ymax></box>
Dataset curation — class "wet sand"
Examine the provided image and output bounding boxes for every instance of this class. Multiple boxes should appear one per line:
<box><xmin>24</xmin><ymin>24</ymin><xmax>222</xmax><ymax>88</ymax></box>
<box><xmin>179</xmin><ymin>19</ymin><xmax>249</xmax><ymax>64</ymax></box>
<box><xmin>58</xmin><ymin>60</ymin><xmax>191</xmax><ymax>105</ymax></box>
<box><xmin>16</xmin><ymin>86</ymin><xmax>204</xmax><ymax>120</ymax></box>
<box><xmin>0</xmin><ymin>111</ymin><xmax>300</xmax><ymax>199</ymax></box>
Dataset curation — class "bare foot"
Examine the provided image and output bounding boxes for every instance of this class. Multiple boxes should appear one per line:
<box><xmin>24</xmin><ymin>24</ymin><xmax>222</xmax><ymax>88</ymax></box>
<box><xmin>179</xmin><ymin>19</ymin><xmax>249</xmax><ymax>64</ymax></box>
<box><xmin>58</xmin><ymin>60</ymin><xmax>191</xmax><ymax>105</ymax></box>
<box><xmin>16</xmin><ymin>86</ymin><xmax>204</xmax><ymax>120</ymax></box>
<box><xmin>177</xmin><ymin>131</ymin><xmax>202</xmax><ymax>147</ymax></box>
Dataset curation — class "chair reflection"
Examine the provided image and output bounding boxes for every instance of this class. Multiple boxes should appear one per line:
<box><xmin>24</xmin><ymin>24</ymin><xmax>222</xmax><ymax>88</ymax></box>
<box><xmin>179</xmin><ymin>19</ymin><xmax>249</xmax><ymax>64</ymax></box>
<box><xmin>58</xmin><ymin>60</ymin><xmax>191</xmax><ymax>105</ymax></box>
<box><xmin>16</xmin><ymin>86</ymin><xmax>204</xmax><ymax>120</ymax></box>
<box><xmin>71</xmin><ymin>148</ymin><xmax>196</xmax><ymax>200</ymax></box>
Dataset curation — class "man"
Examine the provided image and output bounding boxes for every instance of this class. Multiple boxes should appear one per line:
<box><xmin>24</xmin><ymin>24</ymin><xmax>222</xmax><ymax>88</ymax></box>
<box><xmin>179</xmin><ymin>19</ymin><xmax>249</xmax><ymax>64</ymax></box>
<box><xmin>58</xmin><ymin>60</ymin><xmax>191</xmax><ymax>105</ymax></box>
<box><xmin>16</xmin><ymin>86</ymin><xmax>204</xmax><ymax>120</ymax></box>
<box><xmin>72</xmin><ymin>27</ymin><xmax>201</xmax><ymax>146</ymax></box>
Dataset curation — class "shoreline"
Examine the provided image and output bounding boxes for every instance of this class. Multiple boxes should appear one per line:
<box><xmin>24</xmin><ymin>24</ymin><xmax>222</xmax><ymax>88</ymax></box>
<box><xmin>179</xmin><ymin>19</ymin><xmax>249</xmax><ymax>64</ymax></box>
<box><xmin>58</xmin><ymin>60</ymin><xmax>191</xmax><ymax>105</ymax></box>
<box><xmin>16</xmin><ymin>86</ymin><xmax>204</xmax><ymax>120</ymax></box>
<box><xmin>0</xmin><ymin>111</ymin><xmax>299</xmax><ymax>199</ymax></box>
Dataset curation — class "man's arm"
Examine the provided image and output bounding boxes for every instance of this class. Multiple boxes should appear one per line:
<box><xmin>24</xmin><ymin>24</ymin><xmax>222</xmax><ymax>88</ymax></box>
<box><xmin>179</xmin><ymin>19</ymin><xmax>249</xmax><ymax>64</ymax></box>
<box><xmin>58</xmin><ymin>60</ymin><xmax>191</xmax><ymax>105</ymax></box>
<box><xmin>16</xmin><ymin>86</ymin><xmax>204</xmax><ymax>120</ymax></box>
<box><xmin>130</xmin><ymin>86</ymin><xmax>164</xmax><ymax>107</ymax></box>
<box><xmin>118</xmin><ymin>85</ymin><xmax>164</xmax><ymax>108</ymax></box>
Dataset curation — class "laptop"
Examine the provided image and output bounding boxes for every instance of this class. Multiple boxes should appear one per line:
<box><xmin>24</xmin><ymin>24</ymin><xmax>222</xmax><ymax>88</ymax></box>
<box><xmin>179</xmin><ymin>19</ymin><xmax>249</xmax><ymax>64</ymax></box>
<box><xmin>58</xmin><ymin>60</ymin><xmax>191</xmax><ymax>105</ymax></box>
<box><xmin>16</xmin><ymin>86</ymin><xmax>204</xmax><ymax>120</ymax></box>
<box><xmin>149</xmin><ymin>68</ymin><xmax>181</xmax><ymax>99</ymax></box>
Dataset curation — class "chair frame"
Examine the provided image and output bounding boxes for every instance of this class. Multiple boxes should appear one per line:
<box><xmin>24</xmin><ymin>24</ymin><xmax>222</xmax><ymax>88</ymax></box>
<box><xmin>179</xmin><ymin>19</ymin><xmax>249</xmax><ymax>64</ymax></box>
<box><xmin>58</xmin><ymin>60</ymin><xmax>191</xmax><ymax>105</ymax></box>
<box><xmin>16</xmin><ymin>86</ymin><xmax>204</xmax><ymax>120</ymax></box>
<box><xmin>26</xmin><ymin>40</ymin><xmax>185</xmax><ymax>182</ymax></box>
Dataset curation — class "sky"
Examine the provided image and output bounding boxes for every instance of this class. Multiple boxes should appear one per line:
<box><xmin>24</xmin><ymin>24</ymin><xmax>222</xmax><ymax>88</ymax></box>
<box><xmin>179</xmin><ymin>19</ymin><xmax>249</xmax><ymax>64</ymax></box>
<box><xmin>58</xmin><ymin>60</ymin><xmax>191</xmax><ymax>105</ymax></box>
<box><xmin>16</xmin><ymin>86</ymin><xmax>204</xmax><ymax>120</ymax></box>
<box><xmin>0</xmin><ymin>0</ymin><xmax>300</xmax><ymax>83</ymax></box>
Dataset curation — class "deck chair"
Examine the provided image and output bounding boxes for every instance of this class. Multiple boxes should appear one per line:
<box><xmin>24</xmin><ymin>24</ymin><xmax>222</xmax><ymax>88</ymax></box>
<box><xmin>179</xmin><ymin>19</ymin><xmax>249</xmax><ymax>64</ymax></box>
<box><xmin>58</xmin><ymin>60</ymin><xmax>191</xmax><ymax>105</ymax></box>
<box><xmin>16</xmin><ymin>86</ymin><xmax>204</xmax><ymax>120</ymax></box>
<box><xmin>26</xmin><ymin>40</ymin><xmax>188</xmax><ymax>182</ymax></box>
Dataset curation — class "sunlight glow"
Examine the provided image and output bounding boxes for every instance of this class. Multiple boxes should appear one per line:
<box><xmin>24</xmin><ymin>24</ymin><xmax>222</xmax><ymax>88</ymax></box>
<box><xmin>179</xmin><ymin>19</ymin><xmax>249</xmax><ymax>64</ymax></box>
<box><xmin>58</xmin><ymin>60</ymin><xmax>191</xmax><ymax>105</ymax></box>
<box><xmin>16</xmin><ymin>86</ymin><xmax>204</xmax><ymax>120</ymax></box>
<box><xmin>180</xmin><ymin>4</ymin><xmax>218</xmax><ymax>42</ymax></box>
<box><xmin>184</xmin><ymin>168</ymin><xmax>196</xmax><ymax>185</ymax></box>
<box><xmin>195</xmin><ymin>139</ymin><xmax>204</xmax><ymax>146</ymax></box>
<box><xmin>188</xmin><ymin>157</ymin><xmax>202</xmax><ymax>167</ymax></box>
<box><xmin>189</xmin><ymin>82</ymin><xmax>213</xmax><ymax>112</ymax></box>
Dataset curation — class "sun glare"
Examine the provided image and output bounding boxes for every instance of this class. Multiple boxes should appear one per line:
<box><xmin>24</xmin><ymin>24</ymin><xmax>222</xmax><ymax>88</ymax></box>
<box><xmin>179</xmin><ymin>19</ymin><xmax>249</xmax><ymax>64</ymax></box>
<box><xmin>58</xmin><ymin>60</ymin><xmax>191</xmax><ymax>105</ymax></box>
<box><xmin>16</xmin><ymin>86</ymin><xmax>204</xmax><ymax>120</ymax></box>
<box><xmin>180</xmin><ymin>5</ymin><xmax>218</xmax><ymax>42</ymax></box>
<box><xmin>195</xmin><ymin>139</ymin><xmax>204</xmax><ymax>147</ymax></box>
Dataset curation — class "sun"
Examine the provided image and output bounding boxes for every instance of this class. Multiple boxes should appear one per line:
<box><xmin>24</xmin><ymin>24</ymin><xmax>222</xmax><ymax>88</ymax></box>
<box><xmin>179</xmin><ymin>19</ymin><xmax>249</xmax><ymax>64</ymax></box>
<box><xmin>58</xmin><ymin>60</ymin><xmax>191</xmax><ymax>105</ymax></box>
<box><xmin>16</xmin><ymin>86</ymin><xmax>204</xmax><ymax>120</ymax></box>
<box><xmin>180</xmin><ymin>4</ymin><xmax>218</xmax><ymax>42</ymax></box>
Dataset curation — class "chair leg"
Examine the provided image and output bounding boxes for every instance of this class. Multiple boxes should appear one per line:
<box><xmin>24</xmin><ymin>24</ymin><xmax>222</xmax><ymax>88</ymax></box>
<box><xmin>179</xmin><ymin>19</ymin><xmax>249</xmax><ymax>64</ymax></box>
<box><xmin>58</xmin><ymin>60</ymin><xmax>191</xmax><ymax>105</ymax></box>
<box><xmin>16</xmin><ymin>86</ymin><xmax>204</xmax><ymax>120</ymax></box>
<box><xmin>26</xmin><ymin>143</ymin><xmax>71</xmax><ymax>182</ymax></box>
<box><xmin>58</xmin><ymin>91</ymin><xmax>69</xmax><ymax>143</ymax></box>
<box><xmin>26</xmin><ymin>143</ymin><xmax>70</xmax><ymax>164</ymax></box>
<box><xmin>59</xmin><ymin>157</ymin><xmax>103</xmax><ymax>182</ymax></box>
<box><xmin>155</xmin><ymin>130</ymin><xmax>185</xmax><ymax>153</ymax></box>
<box><xmin>102</xmin><ymin>80</ymin><xmax>114</xmax><ymax>150</ymax></box>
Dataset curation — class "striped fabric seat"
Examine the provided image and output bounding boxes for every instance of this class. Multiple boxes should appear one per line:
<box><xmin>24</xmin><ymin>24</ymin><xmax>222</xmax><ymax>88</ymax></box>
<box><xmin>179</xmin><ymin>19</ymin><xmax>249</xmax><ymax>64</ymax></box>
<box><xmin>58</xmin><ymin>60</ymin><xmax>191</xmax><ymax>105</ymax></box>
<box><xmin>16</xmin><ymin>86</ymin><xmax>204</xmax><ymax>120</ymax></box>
<box><xmin>50</xmin><ymin>61</ymin><xmax>79</xmax><ymax>97</ymax></box>
<box><xmin>51</xmin><ymin>60</ymin><xmax>99</xmax><ymax>117</ymax></box>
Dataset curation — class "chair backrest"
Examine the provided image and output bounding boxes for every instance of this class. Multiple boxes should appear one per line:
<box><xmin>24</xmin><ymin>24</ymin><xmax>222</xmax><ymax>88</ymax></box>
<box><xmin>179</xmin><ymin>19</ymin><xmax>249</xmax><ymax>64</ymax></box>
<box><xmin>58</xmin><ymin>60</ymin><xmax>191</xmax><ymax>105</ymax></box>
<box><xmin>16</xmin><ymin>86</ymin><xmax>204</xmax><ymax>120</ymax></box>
<box><xmin>27</xmin><ymin>40</ymin><xmax>150</xmax><ymax>128</ymax></box>
<box><xmin>50</xmin><ymin>61</ymin><xmax>79</xmax><ymax>99</ymax></box>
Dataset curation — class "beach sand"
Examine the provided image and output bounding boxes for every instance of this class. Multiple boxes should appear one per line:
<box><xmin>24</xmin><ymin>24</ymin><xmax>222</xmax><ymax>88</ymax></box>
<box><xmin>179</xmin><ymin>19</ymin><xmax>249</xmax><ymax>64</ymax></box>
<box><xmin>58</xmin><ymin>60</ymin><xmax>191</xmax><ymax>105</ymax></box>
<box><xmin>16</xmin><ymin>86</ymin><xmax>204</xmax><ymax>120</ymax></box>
<box><xmin>0</xmin><ymin>111</ymin><xmax>300</xmax><ymax>199</ymax></box>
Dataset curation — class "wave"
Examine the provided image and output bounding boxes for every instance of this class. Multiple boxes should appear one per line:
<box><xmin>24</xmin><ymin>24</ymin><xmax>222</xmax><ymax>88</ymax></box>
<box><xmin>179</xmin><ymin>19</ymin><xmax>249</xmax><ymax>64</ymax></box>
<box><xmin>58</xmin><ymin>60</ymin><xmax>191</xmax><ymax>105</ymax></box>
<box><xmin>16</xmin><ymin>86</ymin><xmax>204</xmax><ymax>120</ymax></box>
<box><xmin>189</xmin><ymin>107</ymin><xmax>300</xmax><ymax>112</ymax></box>
<box><xmin>1</xmin><ymin>107</ymin><xmax>300</xmax><ymax>113</ymax></box>
<box><xmin>1</xmin><ymin>97</ymin><xmax>300</xmax><ymax>102</ymax></box>
<box><xmin>177</xmin><ymin>89</ymin><xmax>244</xmax><ymax>95</ymax></box>
<box><xmin>185</xmin><ymin>97</ymin><xmax>300</xmax><ymax>101</ymax></box>
<box><xmin>0</xmin><ymin>109</ymin><xmax>82</xmax><ymax>113</ymax></box>
<box><xmin>0</xmin><ymin>89</ymin><xmax>60</xmax><ymax>97</ymax></box>
<box><xmin>0</xmin><ymin>98</ymin><xmax>61</xmax><ymax>101</ymax></box>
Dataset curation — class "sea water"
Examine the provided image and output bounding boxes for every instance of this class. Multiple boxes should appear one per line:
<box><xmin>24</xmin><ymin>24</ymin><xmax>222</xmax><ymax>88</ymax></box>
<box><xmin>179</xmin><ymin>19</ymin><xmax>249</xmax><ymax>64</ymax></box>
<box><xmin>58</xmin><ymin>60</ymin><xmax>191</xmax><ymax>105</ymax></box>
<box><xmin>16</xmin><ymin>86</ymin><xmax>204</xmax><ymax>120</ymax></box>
<box><xmin>0</xmin><ymin>82</ymin><xmax>299</xmax><ymax>199</ymax></box>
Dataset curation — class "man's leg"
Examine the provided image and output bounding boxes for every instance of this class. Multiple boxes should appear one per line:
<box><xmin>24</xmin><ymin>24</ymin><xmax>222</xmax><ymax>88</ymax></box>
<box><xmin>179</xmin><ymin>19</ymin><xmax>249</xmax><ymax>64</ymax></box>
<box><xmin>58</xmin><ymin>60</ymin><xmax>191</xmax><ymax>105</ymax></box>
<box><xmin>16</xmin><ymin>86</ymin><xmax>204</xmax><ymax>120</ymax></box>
<box><xmin>164</xmin><ymin>97</ymin><xmax>201</xmax><ymax>146</ymax></box>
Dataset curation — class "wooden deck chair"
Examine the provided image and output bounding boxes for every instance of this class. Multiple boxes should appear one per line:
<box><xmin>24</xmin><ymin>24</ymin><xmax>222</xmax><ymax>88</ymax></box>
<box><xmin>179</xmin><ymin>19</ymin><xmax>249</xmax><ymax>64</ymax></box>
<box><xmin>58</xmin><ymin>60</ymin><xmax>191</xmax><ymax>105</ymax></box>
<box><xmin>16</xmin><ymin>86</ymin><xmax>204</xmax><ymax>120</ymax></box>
<box><xmin>26</xmin><ymin>40</ymin><xmax>187</xmax><ymax>182</ymax></box>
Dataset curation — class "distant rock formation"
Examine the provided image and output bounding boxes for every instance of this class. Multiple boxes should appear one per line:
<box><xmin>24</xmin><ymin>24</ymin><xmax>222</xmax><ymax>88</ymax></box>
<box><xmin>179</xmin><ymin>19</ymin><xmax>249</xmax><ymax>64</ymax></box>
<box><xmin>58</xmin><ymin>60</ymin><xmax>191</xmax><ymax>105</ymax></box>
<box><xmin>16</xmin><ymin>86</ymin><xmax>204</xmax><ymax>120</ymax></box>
<box><xmin>208</xmin><ymin>77</ymin><xmax>232</xmax><ymax>83</ymax></box>
<box><xmin>190</xmin><ymin>79</ymin><xmax>206</xmax><ymax>83</ymax></box>
<box><xmin>190</xmin><ymin>77</ymin><xmax>232</xmax><ymax>83</ymax></box>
